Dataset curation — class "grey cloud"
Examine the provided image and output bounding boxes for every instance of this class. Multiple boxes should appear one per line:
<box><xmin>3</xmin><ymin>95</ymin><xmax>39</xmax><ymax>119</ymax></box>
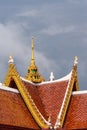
<box><xmin>17</xmin><ymin>10</ymin><xmax>41</xmax><ymax>17</ymax></box>
<box><xmin>0</xmin><ymin>22</ymin><xmax>58</xmax><ymax>82</ymax></box>
<box><xmin>0</xmin><ymin>0</ymin><xmax>87</xmax><ymax>90</ymax></box>
<box><xmin>41</xmin><ymin>25</ymin><xmax>75</xmax><ymax>36</ymax></box>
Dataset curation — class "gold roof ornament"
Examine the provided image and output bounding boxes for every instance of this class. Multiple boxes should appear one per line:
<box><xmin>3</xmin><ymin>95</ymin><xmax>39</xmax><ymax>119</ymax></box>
<box><xmin>31</xmin><ymin>37</ymin><xmax>35</xmax><ymax>64</ymax></box>
<box><xmin>50</xmin><ymin>72</ymin><xmax>54</xmax><ymax>81</ymax></box>
<box><xmin>74</xmin><ymin>56</ymin><xmax>78</xmax><ymax>66</ymax></box>
<box><xmin>8</xmin><ymin>55</ymin><xmax>14</xmax><ymax>64</ymax></box>
<box><xmin>3</xmin><ymin>55</ymin><xmax>50</xmax><ymax>129</ymax></box>
<box><xmin>25</xmin><ymin>37</ymin><xmax>45</xmax><ymax>83</ymax></box>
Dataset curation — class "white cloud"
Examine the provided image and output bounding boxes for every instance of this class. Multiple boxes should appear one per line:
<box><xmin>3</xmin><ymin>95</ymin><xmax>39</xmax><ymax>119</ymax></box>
<box><xmin>41</xmin><ymin>25</ymin><xmax>75</xmax><ymax>36</ymax></box>
<box><xmin>17</xmin><ymin>10</ymin><xmax>40</xmax><ymax>17</ymax></box>
<box><xmin>0</xmin><ymin>22</ymin><xmax>58</xmax><ymax>81</ymax></box>
<box><xmin>0</xmin><ymin>0</ymin><xmax>87</xmax><ymax>89</ymax></box>
<box><xmin>0</xmin><ymin>22</ymin><xmax>26</xmax><ymax>58</ymax></box>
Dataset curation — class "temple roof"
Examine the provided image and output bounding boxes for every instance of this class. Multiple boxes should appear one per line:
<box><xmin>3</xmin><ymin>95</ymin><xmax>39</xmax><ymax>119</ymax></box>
<box><xmin>38</xmin><ymin>80</ymin><xmax>69</xmax><ymax>126</ymax></box>
<box><xmin>0</xmin><ymin>84</ymin><xmax>40</xmax><ymax>130</ymax></box>
<box><xmin>64</xmin><ymin>91</ymin><xmax>87</xmax><ymax>129</ymax></box>
<box><xmin>21</xmin><ymin>72</ymin><xmax>71</xmax><ymax>126</ymax></box>
<box><xmin>1</xmin><ymin>82</ymin><xmax>87</xmax><ymax>129</ymax></box>
<box><xmin>2</xmin><ymin>54</ymin><xmax>80</xmax><ymax>129</ymax></box>
<box><xmin>1</xmin><ymin>39</ymin><xmax>87</xmax><ymax>129</ymax></box>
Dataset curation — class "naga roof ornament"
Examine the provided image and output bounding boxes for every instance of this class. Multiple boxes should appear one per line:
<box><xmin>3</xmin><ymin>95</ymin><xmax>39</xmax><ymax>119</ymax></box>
<box><xmin>74</xmin><ymin>56</ymin><xmax>78</xmax><ymax>66</ymax></box>
<box><xmin>8</xmin><ymin>55</ymin><xmax>14</xmax><ymax>64</ymax></box>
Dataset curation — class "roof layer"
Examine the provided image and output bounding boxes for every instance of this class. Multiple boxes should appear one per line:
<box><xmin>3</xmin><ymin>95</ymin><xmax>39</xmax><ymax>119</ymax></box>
<box><xmin>0</xmin><ymin>124</ymin><xmax>35</xmax><ymax>130</ymax></box>
<box><xmin>0</xmin><ymin>89</ymin><xmax>40</xmax><ymax>130</ymax></box>
<box><xmin>64</xmin><ymin>93</ymin><xmax>87</xmax><ymax>129</ymax></box>
<box><xmin>22</xmin><ymin>80</ymin><xmax>48</xmax><ymax>120</ymax></box>
<box><xmin>38</xmin><ymin>80</ymin><xmax>69</xmax><ymax>126</ymax></box>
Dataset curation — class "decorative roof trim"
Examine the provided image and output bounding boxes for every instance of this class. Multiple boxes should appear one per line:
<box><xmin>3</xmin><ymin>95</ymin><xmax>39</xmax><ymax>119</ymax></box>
<box><xmin>3</xmin><ymin>60</ymin><xmax>51</xmax><ymax>129</ymax></box>
<box><xmin>40</xmin><ymin>71</ymin><xmax>72</xmax><ymax>85</ymax></box>
<box><xmin>54</xmin><ymin>70</ymin><xmax>73</xmax><ymax>129</ymax></box>
<box><xmin>0</xmin><ymin>83</ymin><xmax>19</xmax><ymax>93</ymax></box>
<box><xmin>72</xmin><ymin>90</ymin><xmax>87</xmax><ymax>95</ymax></box>
<box><xmin>13</xmin><ymin>76</ymin><xmax>51</xmax><ymax>129</ymax></box>
<box><xmin>8</xmin><ymin>55</ymin><xmax>14</xmax><ymax>64</ymax></box>
<box><xmin>21</xmin><ymin>71</ymin><xmax>72</xmax><ymax>86</ymax></box>
<box><xmin>54</xmin><ymin>58</ymin><xmax>79</xmax><ymax>129</ymax></box>
<box><xmin>21</xmin><ymin>77</ymin><xmax>36</xmax><ymax>85</ymax></box>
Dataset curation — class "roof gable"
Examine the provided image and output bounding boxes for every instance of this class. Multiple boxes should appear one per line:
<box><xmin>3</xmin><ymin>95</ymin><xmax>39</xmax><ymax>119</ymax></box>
<box><xmin>54</xmin><ymin>60</ymin><xmax>79</xmax><ymax>129</ymax></box>
<box><xmin>3</xmin><ymin>57</ymin><xmax>51</xmax><ymax>129</ymax></box>
<box><xmin>2</xmin><ymin>56</ymin><xmax>79</xmax><ymax>129</ymax></box>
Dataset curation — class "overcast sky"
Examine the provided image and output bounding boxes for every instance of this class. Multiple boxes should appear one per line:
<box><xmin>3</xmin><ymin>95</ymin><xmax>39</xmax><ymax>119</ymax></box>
<box><xmin>0</xmin><ymin>0</ymin><xmax>87</xmax><ymax>90</ymax></box>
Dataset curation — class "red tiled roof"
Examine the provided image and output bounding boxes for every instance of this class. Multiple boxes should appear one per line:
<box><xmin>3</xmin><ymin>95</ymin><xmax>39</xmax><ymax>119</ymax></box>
<box><xmin>38</xmin><ymin>80</ymin><xmax>69</xmax><ymax>126</ymax></box>
<box><xmin>64</xmin><ymin>93</ymin><xmax>87</xmax><ymax>129</ymax></box>
<box><xmin>22</xmin><ymin>80</ymin><xmax>48</xmax><ymax>120</ymax></box>
<box><xmin>0</xmin><ymin>124</ymin><xmax>36</xmax><ymax>130</ymax></box>
<box><xmin>0</xmin><ymin>89</ymin><xmax>40</xmax><ymax>130</ymax></box>
<box><xmin>2</xmin><ymin>75</ymin><xmax>83</xmax><ymax>129</ymax></box>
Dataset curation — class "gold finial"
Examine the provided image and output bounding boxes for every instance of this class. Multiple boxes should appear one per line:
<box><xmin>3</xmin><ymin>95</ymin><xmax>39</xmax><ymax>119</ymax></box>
<box><xmin>8</xmin><ymin>55</ymin><xmax>14</xmax><ymax>64</ymax></box>
<box><xmin>74</xmin><ymin>56</ymin><xmax>78</xmax><ymax>66</ymax></box>
<box><xmin>31</xmin><ymin>37</ymin><xmax>35</xmax><ymax>64</ymax></box>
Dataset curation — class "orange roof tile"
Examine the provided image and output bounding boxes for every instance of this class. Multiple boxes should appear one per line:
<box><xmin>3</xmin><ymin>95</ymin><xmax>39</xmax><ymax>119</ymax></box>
<box><xmin>38</xmin><ymin>80</ymin><xmax>69</xmax><ymax>126</ymax></box>
<box><xmin>0</xmin><ymin>124</ymin><xmax>37</xmax><ymax>130</ymax></box>
<box><xmin>22</xmin><ymin>80</ymin><xmax>48</xmax><ymax>120</ymax></box>
<box><xmin>64</xmin><ymin>92</ymin><xmax>87</xmax><ymax>129</ymax></box>
<box><xmin>0</xmin><ymin>89</ymin><xmax>40</xmax><ymax>130</ymax></box>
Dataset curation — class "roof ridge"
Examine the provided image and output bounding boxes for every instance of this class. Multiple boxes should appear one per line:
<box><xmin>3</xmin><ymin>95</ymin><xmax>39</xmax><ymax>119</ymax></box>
<box><xmin>3</xmin><ymin>59</ymin><xmax>52</xmax><ymax>129</ymax></box>
<box><xmin>54</xmin><ymin>70</ymin><xmax>72</xmax><ymax>129</ymax></box>
<box><xmin>72</xmin><ymin>90</ymin><xmax>87</xmax><ymax>95</ymax></box>
<box><xmin>0</xmin><ymin>83</ymin><xmax>19</xmax><ymax>93</ymax></box>
<box><xmin>21</xmin><ymin>71</ymin><xmax>72</xmax><ymax>86</ymax></box>
<box><xmin>54</xmin><ymin>59</ymin><xmax>79</xmax><ymax>129</ymax></box>
<box><xmin>14</xmin><ymin>75</ymin><xmax>52</xmax><ymax>129</ymax></box>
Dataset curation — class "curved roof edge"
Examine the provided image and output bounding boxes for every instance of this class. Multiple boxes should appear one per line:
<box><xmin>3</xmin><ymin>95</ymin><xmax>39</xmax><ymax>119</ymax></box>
<box><xmin>0</xmin><ymin>83</ymin><xmax>19</xmax><ymax>93</ymax></box>
<box><xmin>21</xmin><ymin>71</ymin><xmax>72</xmax><ymax>86</ymax></box>
<box><xmin>72</xmin><ymin>90</ymin><xmax>87</xmax><ymax>95</ymax></box>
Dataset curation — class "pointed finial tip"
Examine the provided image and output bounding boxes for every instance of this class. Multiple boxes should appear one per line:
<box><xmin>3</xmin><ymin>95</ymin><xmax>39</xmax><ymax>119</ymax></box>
<box><xmin>50</xmin><ymin>72</ymin><xmax>54</xmax><ymax>81</ymax></box>
<box><xmin>32</xmin><ymin>36</ymin><xmax>34</xmax><ymax>39</ymax></box>
<box><xmin>8</xmin><ymin>55</ymin><xmax>14</xmax><ymax>64</ymax></box>
<box><xmin>74</xmin><ymin>56</ymin><xmax>78</xmax><ymax>66</ymax></box>
<box><xmin>32</xmin><ymin>36</ymin><xmax>34</xmax><ymax>42</ymax></box>
<box><xmin>31</xmin><ymin>36</ymin><xmax>34</xmax><ymax>48</ymax></box>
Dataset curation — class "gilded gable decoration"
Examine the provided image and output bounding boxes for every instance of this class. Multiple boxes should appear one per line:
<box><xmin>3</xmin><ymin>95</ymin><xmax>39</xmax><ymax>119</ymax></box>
<box><xmin>0</xmin><ymin>37</ymin><xmax>85</xmax><ymax>130</ymax></box>
<box><xmin>25</xmin><ymin>37</ymin><xmax>45</xmax><ymax>83</ymax></box>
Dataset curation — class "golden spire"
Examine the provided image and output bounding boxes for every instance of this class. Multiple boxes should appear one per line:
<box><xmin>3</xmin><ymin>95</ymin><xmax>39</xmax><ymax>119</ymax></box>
<box><xmin>25</xmin><ymin>37</ymin><xmax>45</xmax><ymax>83</ymax></box>
<box><xmin>31</xmin><ymin>37</ymin><xmax>35</xmax><ymax>65</ymax></box>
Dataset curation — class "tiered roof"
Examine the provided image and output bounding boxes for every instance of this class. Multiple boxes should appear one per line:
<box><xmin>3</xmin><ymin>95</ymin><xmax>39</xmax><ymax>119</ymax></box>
<box><xmin>0</xmin><ymin>85</ymin><xmax>39</xmax><ymax>130</ymax></box>
<box><xmin>0</xmin><ymin>38</ymin><xmax>87</xmax><ymax>130</ymax></box>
